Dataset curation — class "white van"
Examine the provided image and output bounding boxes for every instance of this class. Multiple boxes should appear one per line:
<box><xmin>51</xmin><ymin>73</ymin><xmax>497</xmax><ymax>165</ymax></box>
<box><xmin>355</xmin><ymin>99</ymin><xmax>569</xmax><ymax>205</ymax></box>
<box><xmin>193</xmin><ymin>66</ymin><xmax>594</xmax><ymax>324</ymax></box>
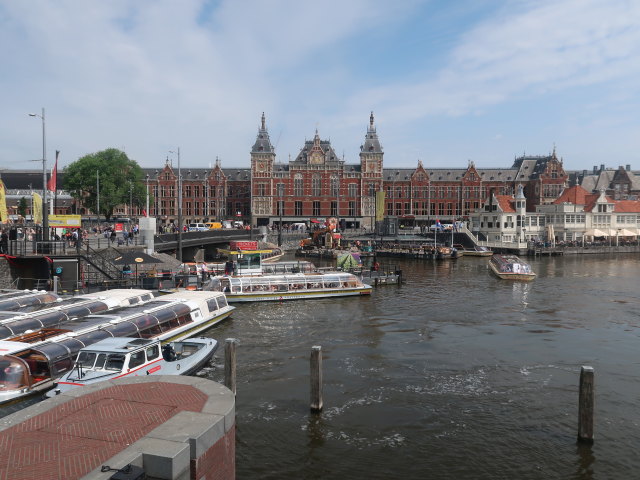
<box><xmin>188</xmin><ymin>223</ymin><xmax>208</xmax><ymax>232</ymax></box>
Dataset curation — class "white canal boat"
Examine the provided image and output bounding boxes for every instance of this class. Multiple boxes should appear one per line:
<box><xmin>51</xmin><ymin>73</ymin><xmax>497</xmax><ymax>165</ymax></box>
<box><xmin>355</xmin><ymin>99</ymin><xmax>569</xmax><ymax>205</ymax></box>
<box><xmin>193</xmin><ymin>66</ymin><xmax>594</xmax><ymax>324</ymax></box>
<box><xmin>47</xmin><ymin>336</ymin><xmax>217</xmax><ymax>397</ymax></box>
<box><xmin>0</xmin><ymin>289</ymin><xmax>157</xmax><ymax>340</ymax></box>
<box><xmin>205</xmin><ymin>272</ymin><xmax>372</xmax><ymax>302</ymax></box>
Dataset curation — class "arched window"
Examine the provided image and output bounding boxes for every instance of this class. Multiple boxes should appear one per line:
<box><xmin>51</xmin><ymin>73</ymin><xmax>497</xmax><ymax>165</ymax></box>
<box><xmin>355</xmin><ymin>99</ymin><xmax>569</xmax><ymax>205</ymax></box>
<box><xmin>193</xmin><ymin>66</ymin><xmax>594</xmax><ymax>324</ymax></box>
<box><xmin>312</xmin><ymin>175</ymin><xmax>321</xmax><ymax>196</ymax></box>
<box><xmin>294</xmin><ymin>174</ymin><xmax>303</xmax><ymax>196</ymax></box>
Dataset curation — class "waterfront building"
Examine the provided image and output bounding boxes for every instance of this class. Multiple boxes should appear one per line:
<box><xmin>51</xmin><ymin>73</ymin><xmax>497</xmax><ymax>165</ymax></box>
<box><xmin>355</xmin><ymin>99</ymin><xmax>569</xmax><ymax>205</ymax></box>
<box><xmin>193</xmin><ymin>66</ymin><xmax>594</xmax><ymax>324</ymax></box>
<box><xmin>470</xmin><ymin>184</ymin><xmax>640</xmax><ymax>245</ymax></box>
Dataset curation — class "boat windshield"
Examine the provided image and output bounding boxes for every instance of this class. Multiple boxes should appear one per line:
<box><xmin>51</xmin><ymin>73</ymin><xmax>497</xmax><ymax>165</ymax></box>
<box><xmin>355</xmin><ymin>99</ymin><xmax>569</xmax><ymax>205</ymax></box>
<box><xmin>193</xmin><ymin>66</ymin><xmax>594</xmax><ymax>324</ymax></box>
<box><xmin>76</xmin><ymin>351</ymin><xmax>98</xmax><ymax>368</ymax></box>
<box><xmin>104</xmin><ymin>354</ymin><xmax>126</xmax><ymax>371</ymax></box>
<box><xmin>0</xmin><ymin>356</ymin><xmax>29</xmax><ymax>388</ymax></box>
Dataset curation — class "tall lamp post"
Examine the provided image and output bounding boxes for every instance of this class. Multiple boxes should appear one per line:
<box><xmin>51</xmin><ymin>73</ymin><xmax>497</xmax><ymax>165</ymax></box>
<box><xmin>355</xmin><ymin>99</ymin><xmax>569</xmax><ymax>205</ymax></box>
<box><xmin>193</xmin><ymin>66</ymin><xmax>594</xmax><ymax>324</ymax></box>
<box><xmin>169</xmin><ymin>148</ymin><xmax>182</xmax><ymax>262</ymax></box>
<box><xmin>96</xmin><ymin>170</ymin><xmax>100</xmax><ymax>225</ymax></box>
<box><xmin>277</xmin><ymin>183</ymin><xmax>283</xmax><ymax>247</ymax></box>
<box><xmin>28</xmin><ymin>108</ymin><xmax>48</xmax><ymax>241</ymax></box>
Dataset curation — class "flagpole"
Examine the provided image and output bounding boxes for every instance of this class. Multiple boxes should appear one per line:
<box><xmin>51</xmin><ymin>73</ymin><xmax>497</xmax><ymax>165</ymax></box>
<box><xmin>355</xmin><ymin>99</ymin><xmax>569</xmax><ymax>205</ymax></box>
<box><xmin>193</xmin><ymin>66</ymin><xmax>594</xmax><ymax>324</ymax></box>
<box><xmin>53</xmin><ymin>151</ymin><xmax>59</xmax><ymax>216</ymax></box>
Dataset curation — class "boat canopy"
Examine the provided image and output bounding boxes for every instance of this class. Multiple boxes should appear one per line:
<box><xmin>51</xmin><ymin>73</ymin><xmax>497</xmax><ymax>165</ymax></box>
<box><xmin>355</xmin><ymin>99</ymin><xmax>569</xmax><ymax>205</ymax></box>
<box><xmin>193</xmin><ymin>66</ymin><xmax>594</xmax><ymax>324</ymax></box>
<box><xmin>0</xmin><ymin>292</ymin><xmax>59</xmax><ymax>313</ymax></box>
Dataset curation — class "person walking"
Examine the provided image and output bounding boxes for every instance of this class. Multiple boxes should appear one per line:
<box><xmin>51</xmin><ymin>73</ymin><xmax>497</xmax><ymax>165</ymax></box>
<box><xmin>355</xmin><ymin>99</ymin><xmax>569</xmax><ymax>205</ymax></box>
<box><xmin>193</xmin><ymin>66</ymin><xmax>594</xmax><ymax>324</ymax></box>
<box><xmin>0</xmin><ymin>230</ymin><xmax>8</xmax><ymax>254</ymax></box>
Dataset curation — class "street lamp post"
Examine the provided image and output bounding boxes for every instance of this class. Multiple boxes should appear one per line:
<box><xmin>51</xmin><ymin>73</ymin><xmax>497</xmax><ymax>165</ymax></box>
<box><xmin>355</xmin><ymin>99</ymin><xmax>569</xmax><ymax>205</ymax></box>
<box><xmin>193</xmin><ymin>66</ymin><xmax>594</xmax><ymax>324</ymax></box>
<box><xmin>278</xmin><ymin>183</ymin><xmax>283</xmax><ymax>247</ymax></box>
<box><xmin>96</xmin><ymin>170</ymin><xmax>100</xmax><ymax>225</ymax></box>
<box><xmin>169</xmin><ymin>148</ymin><xmax>183</xmax><ymax>262</ymax></box>
<box><xmin>145</xmin><ymin>174</ymin><xmax>150</xmax><ymax>218</ymax></box>
<box><xmin>28</xmin><ymin>108</ymin><xmax>48</xmax><ymax>241</ymax></box>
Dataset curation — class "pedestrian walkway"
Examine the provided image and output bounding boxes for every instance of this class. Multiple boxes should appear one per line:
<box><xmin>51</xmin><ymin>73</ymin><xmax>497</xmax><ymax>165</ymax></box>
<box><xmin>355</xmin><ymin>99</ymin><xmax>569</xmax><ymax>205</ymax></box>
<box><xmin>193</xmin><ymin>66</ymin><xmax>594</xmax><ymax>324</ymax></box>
<box><xmin>0</xmin><ymin>376</ymin><xmax>235</xmax><ymax>480</ymax></box>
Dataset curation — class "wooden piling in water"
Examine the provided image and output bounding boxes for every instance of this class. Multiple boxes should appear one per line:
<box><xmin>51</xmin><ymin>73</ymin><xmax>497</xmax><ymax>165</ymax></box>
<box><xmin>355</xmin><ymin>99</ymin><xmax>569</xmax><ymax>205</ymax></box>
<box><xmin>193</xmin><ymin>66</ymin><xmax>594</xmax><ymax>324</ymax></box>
<box><xmin>225</xmin><ymin>338</ymin><xmax>237</xmax><ymax>395</ymax></box>
<box><xmin>310</xmin><ymin>345</ymin><xmax>323</xmax><ymax>412</ymax></box>
<box><xmin>577</xmin><ymin>365</ymin><xmax>594</xmax><ymax>444</ymax></box>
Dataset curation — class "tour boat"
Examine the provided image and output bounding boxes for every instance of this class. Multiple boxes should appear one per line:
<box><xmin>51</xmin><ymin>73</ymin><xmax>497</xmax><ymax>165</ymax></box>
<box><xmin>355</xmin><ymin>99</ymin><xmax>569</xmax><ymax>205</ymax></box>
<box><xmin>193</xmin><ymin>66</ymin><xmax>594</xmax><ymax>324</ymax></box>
<box><xmin>0</xmin><ymin>289</ymin><xmax>156</xmax><ymax>340</ymax></box>
<box><xmin>205</xmin><ymin>272</ymin><xmax>372</xmax><ymax>302</ymax></box>
<box><xmin>0</xmin><ymin>291</ymin><xmax>233</xmax><ymax>405</ymax></box>
<box><xmin>489</xmin><ymin>254</ymin><xmax>536</xmax><ymax>281</ymax></box>
<box><xmin>47</xmin><ymin>336</ymin><xmax>217</xmax><ymax>397</ymax></box>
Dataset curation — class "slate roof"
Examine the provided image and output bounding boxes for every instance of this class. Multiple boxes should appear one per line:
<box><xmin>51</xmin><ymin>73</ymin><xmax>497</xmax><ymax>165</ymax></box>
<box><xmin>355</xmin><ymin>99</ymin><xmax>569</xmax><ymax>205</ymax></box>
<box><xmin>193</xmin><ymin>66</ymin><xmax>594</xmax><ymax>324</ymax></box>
<box><xmin>0</xmin><ymin>171</ymin><xmax>52</xmax><ymax>190</ymax></box>
<box><xmin>140</xmin><ymin>167</ymin><xmax>251</xmax><ymax>182</ymax></box>
<box><xmin>360</xmin><ymin>112</ymin><xmax>383</xmax><ymax>154</ymax></box>
<box><xmin>251</xmin><ymin>113</ymin><xmax>275</xmax><ymax>154</ymax></box>
<box><xmin>292</xmin><ymin>133</ymin><xmax>342</xmax><ymax>165</ymax></box>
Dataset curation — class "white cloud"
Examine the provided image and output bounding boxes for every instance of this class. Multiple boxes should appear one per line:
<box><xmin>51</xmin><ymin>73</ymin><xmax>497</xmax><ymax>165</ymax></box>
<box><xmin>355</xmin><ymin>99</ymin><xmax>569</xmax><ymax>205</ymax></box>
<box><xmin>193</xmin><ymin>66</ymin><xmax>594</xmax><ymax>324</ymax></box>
<box><xmin>1</xmin><ymin>0</ymin><xmax>639</xmax><ymax>172</ymax></box>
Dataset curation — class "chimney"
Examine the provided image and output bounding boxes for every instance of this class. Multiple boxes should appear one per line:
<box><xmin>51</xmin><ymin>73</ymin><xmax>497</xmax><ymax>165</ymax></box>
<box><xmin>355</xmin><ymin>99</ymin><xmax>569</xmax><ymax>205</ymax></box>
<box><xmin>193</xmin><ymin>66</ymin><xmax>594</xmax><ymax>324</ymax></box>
<box><xmin>600</xmin><ymin>164</ymin><xmax>605</xmax><ymax>171</ymax></box>
<box><xmin>593</xmin><ymin>166</ymin><xmax>597</xmax><ymax>174</ymax></box>
<box><xmin>626</xmin><ymin>164</ymin><xmax>631</xmax><ymax>171</ymax></box>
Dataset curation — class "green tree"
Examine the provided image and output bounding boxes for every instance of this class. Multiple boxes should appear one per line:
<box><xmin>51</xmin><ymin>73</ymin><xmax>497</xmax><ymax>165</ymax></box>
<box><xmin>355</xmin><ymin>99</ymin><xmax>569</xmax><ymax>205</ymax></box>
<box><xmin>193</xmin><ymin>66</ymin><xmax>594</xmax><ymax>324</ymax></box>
<box><xmin>17</xmin><ymin>197</ymin><xmax>28</xmax><ymax>218</ymax></box>
<box><xmin>63</xmin><ymin>148</ymin><xmax>146</xmax><ymax>220</ymax></box>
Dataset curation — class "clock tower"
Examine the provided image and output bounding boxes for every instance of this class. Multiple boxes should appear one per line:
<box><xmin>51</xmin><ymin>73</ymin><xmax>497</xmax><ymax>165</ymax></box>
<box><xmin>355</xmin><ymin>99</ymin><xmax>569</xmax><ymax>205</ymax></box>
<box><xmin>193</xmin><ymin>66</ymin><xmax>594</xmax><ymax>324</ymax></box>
<box><xmin>359</xmin><ymin>112</ymin><xmax>384</xmax><ymax>229</ymax></box>
<box><xmin>251</xmin><ymin>113</ymin><xmax>277</xmax><ymax>225</ymax></box>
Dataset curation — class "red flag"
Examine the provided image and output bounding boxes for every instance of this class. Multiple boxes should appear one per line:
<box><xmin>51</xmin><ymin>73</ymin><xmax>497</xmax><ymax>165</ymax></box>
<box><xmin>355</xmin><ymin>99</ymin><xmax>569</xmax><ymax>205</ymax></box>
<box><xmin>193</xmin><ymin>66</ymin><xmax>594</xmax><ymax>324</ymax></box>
<box><xmin>47</xmin><ymin>150</ymin><xmax>59</xmax><ymax>192</ymax></box>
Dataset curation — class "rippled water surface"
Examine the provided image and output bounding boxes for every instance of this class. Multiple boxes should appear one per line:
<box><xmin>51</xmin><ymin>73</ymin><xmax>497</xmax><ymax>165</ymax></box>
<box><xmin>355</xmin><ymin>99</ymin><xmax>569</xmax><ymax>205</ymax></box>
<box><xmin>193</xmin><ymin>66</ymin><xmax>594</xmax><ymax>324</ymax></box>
<box><xmin>202</xmin><ymin>254</ymin><xmax>640</xmax><ymax>479</ymax></box>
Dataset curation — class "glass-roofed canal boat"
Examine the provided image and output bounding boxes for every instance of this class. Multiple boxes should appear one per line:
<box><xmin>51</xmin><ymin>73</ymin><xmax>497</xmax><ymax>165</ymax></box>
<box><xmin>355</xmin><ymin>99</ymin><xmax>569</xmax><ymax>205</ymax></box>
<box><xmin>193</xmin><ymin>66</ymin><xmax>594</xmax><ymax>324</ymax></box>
<box><xmin>205</xmin><ymin>272</ymin><xmax>372</xmax><ymax>302</ymax></box>
<box><xmin>0</xmin><ymin>291</ymin><xmax>233</xmax><ymax>405</ymax></box>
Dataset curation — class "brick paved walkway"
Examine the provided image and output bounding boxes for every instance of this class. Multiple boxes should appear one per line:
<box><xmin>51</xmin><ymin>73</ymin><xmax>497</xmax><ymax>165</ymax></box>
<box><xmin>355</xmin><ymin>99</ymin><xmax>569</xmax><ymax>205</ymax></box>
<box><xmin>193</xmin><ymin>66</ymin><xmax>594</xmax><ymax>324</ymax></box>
<box><xmin>0</xmin><ymin>382</ymin><xmax>207</xmax><ymax>480</ymax></box>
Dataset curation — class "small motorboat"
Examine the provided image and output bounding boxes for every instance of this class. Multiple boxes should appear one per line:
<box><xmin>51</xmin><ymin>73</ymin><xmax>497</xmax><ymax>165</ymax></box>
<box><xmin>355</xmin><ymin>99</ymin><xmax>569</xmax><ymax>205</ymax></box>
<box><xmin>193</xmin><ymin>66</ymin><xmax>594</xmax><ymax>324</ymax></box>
<box><xmin>461</xmin><ymin>246</ymin><xmax>494</xmax><ymax>257</ymax></box>
<box><xmin>489</xmin><ymin>254</ymin><xmax>536</xmax><ymax>281</ymax></box>
<box><xmin>47</xmin><ymin>336</ymin><xmax>217</xmax><ymax>397</ymax></box>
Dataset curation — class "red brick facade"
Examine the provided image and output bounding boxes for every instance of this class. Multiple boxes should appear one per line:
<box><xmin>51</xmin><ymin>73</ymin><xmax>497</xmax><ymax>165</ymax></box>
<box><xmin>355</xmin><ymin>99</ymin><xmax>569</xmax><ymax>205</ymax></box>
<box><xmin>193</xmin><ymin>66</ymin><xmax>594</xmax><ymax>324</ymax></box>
<box><xmin>136</xmin><ymin>114</ymin><xmax>569</xmax><ymax>228</ymax></box>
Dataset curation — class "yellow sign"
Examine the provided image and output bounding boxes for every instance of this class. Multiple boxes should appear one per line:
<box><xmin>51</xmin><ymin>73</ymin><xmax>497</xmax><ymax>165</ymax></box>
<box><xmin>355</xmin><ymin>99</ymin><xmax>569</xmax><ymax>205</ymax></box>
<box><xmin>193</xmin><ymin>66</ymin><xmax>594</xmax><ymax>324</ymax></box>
<box><xmin>375</xmin><ymin>190</ymin><xmax>386</xmax><ymax>222</ymax></box>
<box><xmin>49</xmin><ymin>215</ymin><xmax>82</xmax><ymax>228</ymax></box>
<box><xmin>32</xmin><ymin>193</ymin><xmax>42</xmax><ymax>224</ymax></box>
<box><xmin>0</xmin><ymin>180</ymin><xmax>8</xmax><ymax>223</ymax></box>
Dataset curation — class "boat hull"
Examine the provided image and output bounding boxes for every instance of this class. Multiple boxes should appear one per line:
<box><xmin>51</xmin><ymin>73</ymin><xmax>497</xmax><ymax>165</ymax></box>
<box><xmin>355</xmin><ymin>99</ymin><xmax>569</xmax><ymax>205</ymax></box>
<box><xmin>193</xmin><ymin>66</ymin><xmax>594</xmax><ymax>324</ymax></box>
<box><xmin>463</xmin><ymin>250</ymin><xmax>494</xmax><ymax>257</ymax></box>
<box><xmin>224</xmin><ymin>287</ymin><xmax>372</xmax><ymax>303</ymax></box>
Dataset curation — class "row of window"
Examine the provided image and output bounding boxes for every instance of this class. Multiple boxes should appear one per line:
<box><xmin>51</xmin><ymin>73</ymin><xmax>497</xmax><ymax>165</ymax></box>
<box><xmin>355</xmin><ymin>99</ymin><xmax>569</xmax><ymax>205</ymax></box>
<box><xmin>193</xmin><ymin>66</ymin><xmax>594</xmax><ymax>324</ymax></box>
<box><xmin>480</xmin><ymin>214</ymin><xmax>640</xmax><ymax>229</ymax></box>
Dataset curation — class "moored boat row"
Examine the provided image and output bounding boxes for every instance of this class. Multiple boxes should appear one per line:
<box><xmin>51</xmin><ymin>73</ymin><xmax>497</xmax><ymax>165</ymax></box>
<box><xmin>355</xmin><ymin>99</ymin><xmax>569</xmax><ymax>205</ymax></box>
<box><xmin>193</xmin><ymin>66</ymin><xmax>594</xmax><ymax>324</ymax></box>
<box><xmin>0</xmin><ymin>290</ymin><xmax>233</xmax><ymax>405</ymax></box>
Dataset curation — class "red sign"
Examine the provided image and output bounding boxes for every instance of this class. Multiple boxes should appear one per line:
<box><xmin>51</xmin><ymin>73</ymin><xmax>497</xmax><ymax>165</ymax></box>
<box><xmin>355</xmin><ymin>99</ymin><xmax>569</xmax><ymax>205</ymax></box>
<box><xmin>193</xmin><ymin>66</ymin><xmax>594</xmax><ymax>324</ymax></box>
<box><xmin>147</xmin><ymin>365</ymin><xmax>161</xmax><ymax>374</ymax></box>
<box><xmin>114</xmin><ymin>223</ymin><xmax>124</xmax><ymax>232</ymax></box>
<box><xmin>230</xmin><ymin>241</ymin><xmax>258</xmax><ymax>251</ymax></box>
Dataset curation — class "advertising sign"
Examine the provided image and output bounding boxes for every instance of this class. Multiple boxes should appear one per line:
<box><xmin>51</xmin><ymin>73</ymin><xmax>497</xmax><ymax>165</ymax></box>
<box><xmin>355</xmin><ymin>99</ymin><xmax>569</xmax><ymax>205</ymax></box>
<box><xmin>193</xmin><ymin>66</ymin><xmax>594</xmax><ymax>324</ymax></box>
<box><xmin>230</xmin><ymin>241</ymin><xmax>258</xmax><ymax>251</ymax></box>
<box><xmin>375</xmin><ymin>191</ymin><xmax>386</xmax><ymax>222</ymax></box>
<box><xmin>49</xmin><ymin>215</ymin><xmax>82</xmax><ymax>228</ymax></box>
<box><xmin>114</xmin><ymin>223</ymin><xmax>124</xmax><ymax>232</ymax></box>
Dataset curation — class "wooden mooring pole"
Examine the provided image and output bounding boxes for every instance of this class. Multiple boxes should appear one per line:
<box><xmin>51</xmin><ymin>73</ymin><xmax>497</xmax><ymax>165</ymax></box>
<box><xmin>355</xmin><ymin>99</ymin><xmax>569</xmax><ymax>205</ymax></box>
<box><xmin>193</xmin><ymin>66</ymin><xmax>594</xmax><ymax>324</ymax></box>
<box><xmin>577</xmin><ymin>366</ymin><xmax>594</xmax><ymax>444</ymax></box>
<box><xmin>224</xmin><ymin>338</ymin><xmax>237</xmax><ymax>395</ymax></box>
<box><xmin>310</xmin><ymin>345</ymin><xmax>323</xmax><ymax>412</ymax></box>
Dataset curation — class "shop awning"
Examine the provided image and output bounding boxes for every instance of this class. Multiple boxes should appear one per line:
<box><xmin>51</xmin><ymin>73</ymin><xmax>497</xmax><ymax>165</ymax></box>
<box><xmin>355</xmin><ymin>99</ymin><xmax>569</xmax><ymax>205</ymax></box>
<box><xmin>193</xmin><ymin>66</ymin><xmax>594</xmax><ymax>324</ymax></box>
<box><xmin>618</xmin><ymin>228</ymin><xmax>639</xmax><ymax>236</ymax></box>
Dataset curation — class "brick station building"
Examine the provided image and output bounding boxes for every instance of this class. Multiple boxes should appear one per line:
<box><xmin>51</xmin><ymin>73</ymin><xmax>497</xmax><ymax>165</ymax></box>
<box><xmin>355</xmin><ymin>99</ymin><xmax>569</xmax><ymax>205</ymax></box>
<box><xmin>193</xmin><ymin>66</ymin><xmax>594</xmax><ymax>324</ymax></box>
<box><xmin>12</xmin><ymin>113</ymin><xmax>630</xmax><ymax>230</ymax></box>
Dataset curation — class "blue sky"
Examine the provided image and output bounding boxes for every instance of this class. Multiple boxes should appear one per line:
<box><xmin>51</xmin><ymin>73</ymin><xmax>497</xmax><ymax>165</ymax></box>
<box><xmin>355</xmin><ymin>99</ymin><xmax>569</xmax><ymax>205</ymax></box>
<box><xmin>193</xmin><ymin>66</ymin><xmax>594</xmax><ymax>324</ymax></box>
<box><xmin>1</xmin><ymin>0</ymin><xmax>639</xmax><ymax>172</ymax></box>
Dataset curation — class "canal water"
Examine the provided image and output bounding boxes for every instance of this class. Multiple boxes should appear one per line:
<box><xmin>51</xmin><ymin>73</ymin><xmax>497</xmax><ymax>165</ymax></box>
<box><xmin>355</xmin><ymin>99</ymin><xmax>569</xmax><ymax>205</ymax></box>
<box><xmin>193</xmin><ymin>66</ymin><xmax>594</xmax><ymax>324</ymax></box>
<box><xmin>201</xmin><ymin>254</ymin><xmax>640</xmax><ymax>479</ymax></box>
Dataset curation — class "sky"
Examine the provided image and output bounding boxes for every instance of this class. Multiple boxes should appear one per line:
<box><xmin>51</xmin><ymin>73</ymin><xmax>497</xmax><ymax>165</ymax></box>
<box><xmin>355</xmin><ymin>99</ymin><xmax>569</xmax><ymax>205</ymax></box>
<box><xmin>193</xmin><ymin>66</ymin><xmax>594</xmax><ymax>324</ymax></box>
<box><xmin>1</xmin><ymin>0</ymin><xmax>640</xmax><ymax>173</ymax></box>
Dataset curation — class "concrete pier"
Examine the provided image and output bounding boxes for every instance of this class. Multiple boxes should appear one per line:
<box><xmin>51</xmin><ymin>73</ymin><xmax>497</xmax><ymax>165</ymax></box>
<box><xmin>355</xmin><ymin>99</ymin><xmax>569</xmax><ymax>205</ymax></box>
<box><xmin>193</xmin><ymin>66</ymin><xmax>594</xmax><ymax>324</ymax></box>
<box><xmin>0</xmin><ymin>376</ymin><xmax>235</xmax><ymax>480</ymax></box>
